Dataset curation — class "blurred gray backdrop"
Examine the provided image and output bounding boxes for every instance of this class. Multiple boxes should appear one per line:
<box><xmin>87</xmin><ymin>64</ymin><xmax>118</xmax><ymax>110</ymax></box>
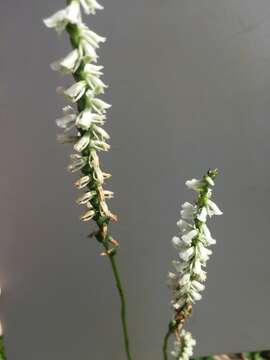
<box><xmin>0</xmin><ymin>0</ymin><xmax>270</xmax><ymax>359</ymax></box>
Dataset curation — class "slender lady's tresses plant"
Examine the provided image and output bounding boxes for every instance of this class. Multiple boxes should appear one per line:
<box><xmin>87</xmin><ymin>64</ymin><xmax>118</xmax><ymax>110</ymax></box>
<box><xmin>164</xmin><ymin>169</ymin><xmax>223</xmax><ymax>360</ymax></box>
<box><xmin>44</xmin><ymin>2</ymin><xmax>133</xmax><ymax>359</ymax></box>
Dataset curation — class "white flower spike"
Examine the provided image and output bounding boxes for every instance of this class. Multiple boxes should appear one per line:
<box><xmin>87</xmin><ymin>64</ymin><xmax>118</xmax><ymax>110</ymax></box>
<box><xmin>167</xmin><ymin>169</ymin><xmax>222</xmax><ymax>360</ymax></box>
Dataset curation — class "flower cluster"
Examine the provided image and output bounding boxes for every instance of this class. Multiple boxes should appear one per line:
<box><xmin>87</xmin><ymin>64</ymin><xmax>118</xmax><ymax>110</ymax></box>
<box><xmin>168</xmin><ymin>169</ymin><xmax>222</xmax><ymax>311</ymax></box>
<box><xmin>44</xmin><ymin>0</ymin><xmax>117</xmax><ymax>238</ymax></box>
<box><xmin>171</xmin><ymin>330</ymin><xmax>196</xmax><ymax>360</ymax></box>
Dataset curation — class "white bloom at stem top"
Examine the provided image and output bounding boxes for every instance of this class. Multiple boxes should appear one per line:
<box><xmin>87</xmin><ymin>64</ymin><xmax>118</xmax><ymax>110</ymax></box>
<box><xmin>168</xmin><ymin>169</ymin><xmax>222</xmax><ymax>311</ymax></box>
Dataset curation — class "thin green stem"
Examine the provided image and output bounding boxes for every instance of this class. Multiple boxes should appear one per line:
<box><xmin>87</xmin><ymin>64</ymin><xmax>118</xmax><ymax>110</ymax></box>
<box><xmin>163</xmin><ymin>325</ymin><xmax>172</xmax><ymax>360</ymax></box>
<box><xmin>108</xmin><ymin>253</ymin><xmax>132</xmax><ymax>360</ymax></box>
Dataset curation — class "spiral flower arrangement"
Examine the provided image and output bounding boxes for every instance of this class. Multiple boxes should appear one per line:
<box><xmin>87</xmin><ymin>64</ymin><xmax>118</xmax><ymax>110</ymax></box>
<box><xmin>163</xmin><ymin>169</ymin><xmax>223</xmax><ymax>360</ymax></box>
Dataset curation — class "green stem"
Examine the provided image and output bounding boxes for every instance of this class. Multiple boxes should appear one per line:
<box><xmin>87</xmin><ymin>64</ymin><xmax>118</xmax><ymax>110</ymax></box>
<box><xmin>0</xmin><ymin>336</ymin><xmax>7</xmax><ymax>360</ymax></box>
<box><xmin>163</xmin><ymin>324</ymin><xmax>172</xmax><ymax>360</ymax></box>
<box><xmin>108</xmin><ymin>253</ymin><xmax>132</xmax><ymax>360</ymax></box>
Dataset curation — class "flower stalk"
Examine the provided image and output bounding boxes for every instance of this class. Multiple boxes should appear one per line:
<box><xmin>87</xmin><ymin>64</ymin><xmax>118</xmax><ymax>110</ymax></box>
<box><xmin>164</xmin><ymin>169</ymin><xmax>223</xmax><ymax>360</ymax></box>
<box><xmin>44</xmin><ymin>2</ymin><xmax>133</xmax><ymax>359</ymax></box>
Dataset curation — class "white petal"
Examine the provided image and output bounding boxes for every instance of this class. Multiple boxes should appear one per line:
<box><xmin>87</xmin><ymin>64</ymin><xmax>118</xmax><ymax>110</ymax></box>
<box><xmin>43</xmin><ymin>9</ymin><xmax>68</xmax><ymax>33</ymax></box>
<box><xmin>189</xmin><ymin>288</ymin><xmax>202</xmax><ymax>302</ymax></box>
<box><xmin>80</xmin><ymin>0</ymin><xmax>104</xmax><ymax>14</ymax></box>
<box><xmin>58</xmin><ymin>80</ymin><xmax>87</xmax><ymax>102</ymax></box>
<box><xmin>180</xmin><ymin>247</ymin><xmax>194</xmax><ymax>262</ymax></box>
<box><xmin>79</xmin><ymin>40</ymin><xmax>98</xmax><ymax>61</ymax></box>
<box><xmin>185</xmin><ymin>178</ymin><xmax>203</xmax><ymax>192</ymax></box>
<box><xmin>91</xmin><ymin>140</ymin><xmax>110</xmax><ymax>151</ymax></box>
<box><xmin>74</xmin><ymin>175</ymin><xmax>91</xmax><ymax>189</ymax></box>
<box><xmin>197</xmin><ymin>207</ymin><xmax>207</xmax><ymax>222</ymax></box>
<box><xmin>181</xmin><ymin>202</ymin><xmax>195</xmax><ymax>220</ymax></box>
<box><xmin>201</xmin><ymin>223</ymin><xmax>216</xmax><ymax>245</ymax></box>
<box><xmin>179</xmin><ymin>273</ymin><xmax>190</xmax><ymax>286</ymax></box>
<box><xmin>74</xmin><ymin>133</ymin><xmax>90</xmax><ymax>152</ymax></box>
<box><xmin>181</xmin><ymin>229</ymin><xmax>198</xmax><ymax>245</ymax></box>
<box><xmin>68</xmin><ymin>154</ymin><xmax>87</xmax><ymax>172</ymax></box>
<box><xmin>205</xmin><ymin>176</ymin><xmax>215</xmax><ymax>186</ymax></box>
<box><xmin>76</xmin><ymin>109</ymin><xmax>95</xmax><ymax>130</ymax></box>
<box><xmin>51</xmin><ymin>49</ymin><xmax>81</xmax><ymax>73</ymax></box>
<box><xmin>92</xmin><ymin>125</ymin><xmax>110</xmax><ymax>140</ymax></box>
<box><xmin>76</xmin><ymin>191</ymin><xmax>95</xmax><ymax>205</ymax></box>
<box><xmin>207</xmin><ymin>199</ymin><xmax>223</xmax><ymax>216</ymax></box>
<box><xmin>66</xmin><ymin>1</ymin><xmax>81</xmax><ymax>24</ymax></box>
<box><xmin>176</xmin><ymin>219</ymin><xmax>192</xmax><ymax>234</ymax></box>
<box><xmin>172</xmin><ymin>236</ymin><xmax>181</xmax><ymax>249</ymax></box>
<box><xmin>191</xmin><ymin>280</ymin><xmax>205</xmax><ymax>292</ymax></box>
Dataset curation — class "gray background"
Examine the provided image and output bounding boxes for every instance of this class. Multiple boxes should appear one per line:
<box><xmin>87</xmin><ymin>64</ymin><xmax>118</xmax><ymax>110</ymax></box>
<box><xmin>0</xmin><ymin>0</ymin><xmax>270</xmax><ymax>359</ymax></box>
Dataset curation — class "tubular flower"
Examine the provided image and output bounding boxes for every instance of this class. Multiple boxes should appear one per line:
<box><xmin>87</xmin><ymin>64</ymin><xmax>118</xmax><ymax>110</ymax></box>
<box><xmin>167</xmin><ymin>169</ymin><xmax>222</xmax><ymax>359</ymax></box>
<box><xmin>44</xmin><ymin>0</ymin><xmax>116</xmax><ymax>243</ymax></box>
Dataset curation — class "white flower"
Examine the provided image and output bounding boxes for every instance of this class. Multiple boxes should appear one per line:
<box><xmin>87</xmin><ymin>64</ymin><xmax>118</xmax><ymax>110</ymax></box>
<box><xmin>185</xmin><ymin>178</ymin><xmax>203</xmax><ymax>192</ymax></box>
<box><xmin>206</xmin><ymin>199</ymin><xmax>223</xmax><ymax>216</ymax></box>
<box><xmin>57</xmin><ymin>80</ymin><xmax>87</xmax><ymax>102</ymax></box>
<box><xmin>87</xmin><ymin>94</ymin><xmax>111</xmax><ymax>113</ymax></box>
<box><xmin>74</xmin><ymin>175</ymin><xmax>91</xmax><ymax>189</ymax></box>
<box><xmin>191</xmin><ymin>280</ymin><xmax>205</xmax><ymax>292</ymax></box>
<box><xmin>197</xmin><ymin>243</ymin><xmax>212</xmax><ymax>262</ymax></box>
<box><xmin>181</xmin><ymin>229</ymin><xmax>198</xmax><ymax>245</ymax></box>
<box><xmin>79</xmin><ymin>0</ymin><xmax>104</xmax><ymax>14</ymax></box>
<box><xmin>85</xmin><ymin>74</ymin><xmax>107</xmax><ymax>94</ymax></box>
<box><xmin>189</xmin><ymin>288</ymin><xmax>202</xmax><ymax>302</ymax></box>
<box><xmin>84</xmin><ymin>63</ymin><xmax>104</xmax><ymax>76</ymax></box>
<box><xmin>197</xmin><ymin>206</ymin><xmax>207</xmax><ymax>222</ymax></box>
<box><xmin>76</xmin><ymin>109</ymin><xmax>102</xmax><ymax>130</ymax></box>
<box><xmin>76</xmin><ymin>191</ymin><xmax>95</xmax><ymax>205</ymax></box>
<box><xmin>179</xmin><ymin>247</ymin><xmax>194</xmax><ymax>262</ymax></box>
<box><xmin>68</xmin><ymin>154</ymin><xmax>87</xmax><ymax>172</ymax></box>
<box><xmin>43</xmin><ymin>1</ymin><xmax>81</xmax><ymax>34</ymax></box>
<box><xmin>79</xmin><ymin>39</ymin><xmax>98</xmax><ymax>62</ymax></box>
<box><xmin>51</xmin><ymin>49</ymin><xmax>81</xmax><ymax>73</ymax></box>
<box><xmin>78</xmin><ymin>23</ymin><xmax>106</xmax><ymax>48</ymax></box>
<box><xmin>91</xmin><ymin>139</ymin><xmax>110</xmax><ymax>151</ymax></box>
<box><xmin>180</xmin><ymin>202</ymin><xmax>196</xmax><ymax>220</ymax></box>
<box><xmin>201</xmin><ymin>223</ymin><xmax>216</xmax><ymax>245</ymax></box>
<box><xmin>92</xmin><ymin>125</ymin><xmax>110</xmax><ymax>140</ymax></box>
<box><xmin>74</xmin><ymin>133</ymin><xmax>90</xmax><ymax>152</ymax></box>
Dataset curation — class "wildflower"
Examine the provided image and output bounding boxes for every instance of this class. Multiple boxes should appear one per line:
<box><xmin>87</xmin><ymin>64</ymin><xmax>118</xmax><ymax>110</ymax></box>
<box><xmin>57</xmin><ymin>80</ymin><xmax>87</xmax><ymax>102</ymax></box>
<box><xmin>79</xmin><ymin>0</ymin><xmax>104</xmax><ymax>15</ymax></box>
<box><xmin>43</xmin><ymin>1</ymin><xmax>81</xmax><ymax>34</ymax></box>
<box><xmin>51</xmin><ymin>49</ymin><xmax>81</xmax><ymax>73</ymax></box>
